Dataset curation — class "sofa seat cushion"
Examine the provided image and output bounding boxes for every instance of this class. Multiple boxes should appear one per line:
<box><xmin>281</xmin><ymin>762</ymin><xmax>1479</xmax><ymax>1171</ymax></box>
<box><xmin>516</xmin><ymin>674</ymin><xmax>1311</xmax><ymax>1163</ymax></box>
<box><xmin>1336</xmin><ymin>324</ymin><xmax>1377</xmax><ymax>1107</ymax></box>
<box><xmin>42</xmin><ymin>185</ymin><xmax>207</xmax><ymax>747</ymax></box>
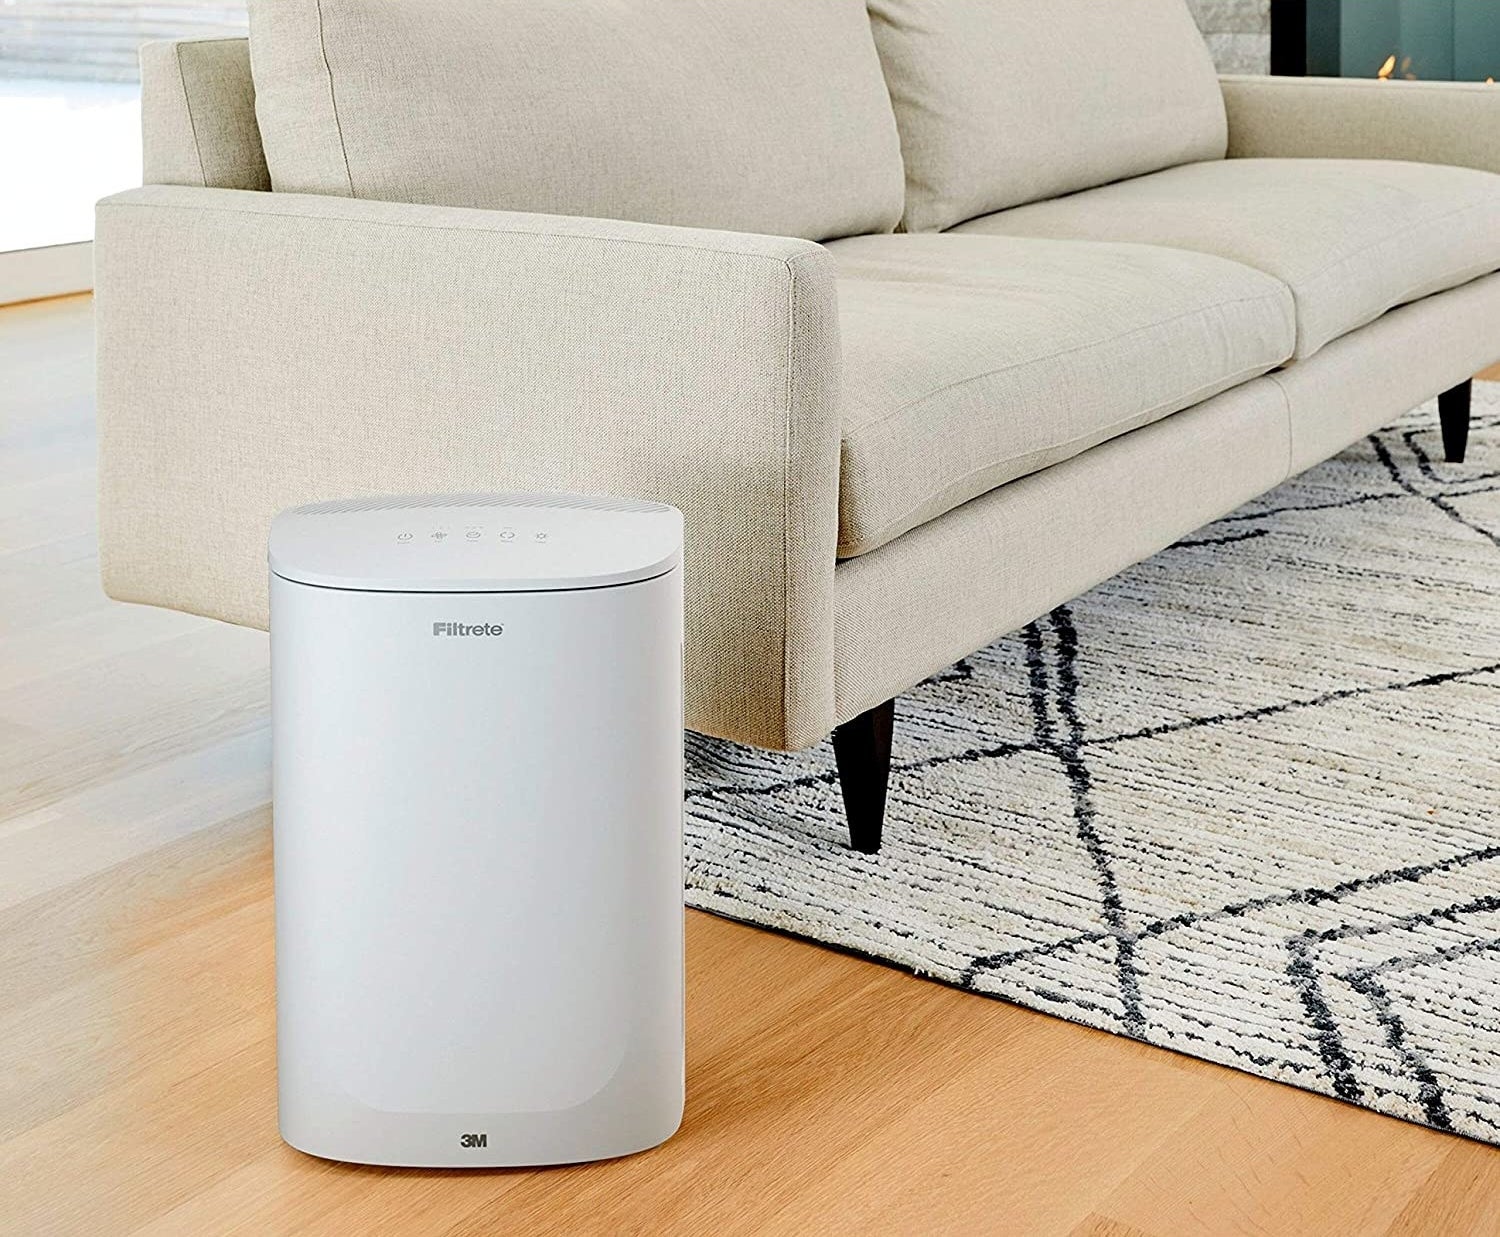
<box><xmin>954</xmin><ymin>158</ymin><xmax>1500</xmax><ymax>360</ymax></box>
<box><xmin>828</xmin><ymin>234</ymin><xmax>1295</xmax><ymax>558</ymax></box>
<box><xmin>246</xmin><ymin>0</ymin><xmax>905</xmax><ymax>242</ymax></box>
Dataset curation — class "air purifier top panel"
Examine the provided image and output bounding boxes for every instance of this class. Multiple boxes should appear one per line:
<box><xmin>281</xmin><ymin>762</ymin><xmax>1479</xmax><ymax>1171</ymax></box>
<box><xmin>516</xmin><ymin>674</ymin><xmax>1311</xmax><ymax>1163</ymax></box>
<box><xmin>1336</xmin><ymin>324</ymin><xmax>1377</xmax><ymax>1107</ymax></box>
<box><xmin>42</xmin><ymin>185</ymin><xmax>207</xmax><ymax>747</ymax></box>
<box><xmin>270</xmin><ymin>491</ymin><xmax>683</xmax><ymax>592</ymax></box>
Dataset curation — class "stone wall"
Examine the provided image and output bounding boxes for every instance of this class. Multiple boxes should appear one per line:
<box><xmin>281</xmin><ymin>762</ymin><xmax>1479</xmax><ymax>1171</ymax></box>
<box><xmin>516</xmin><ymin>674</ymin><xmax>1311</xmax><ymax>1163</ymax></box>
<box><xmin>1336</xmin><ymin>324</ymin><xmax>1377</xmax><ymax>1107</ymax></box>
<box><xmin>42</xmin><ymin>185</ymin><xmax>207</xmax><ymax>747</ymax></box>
<box><xmin>1188</xmin><ymin>0</ymin><xmax>1271</xmax><ymax>75</ymax></box>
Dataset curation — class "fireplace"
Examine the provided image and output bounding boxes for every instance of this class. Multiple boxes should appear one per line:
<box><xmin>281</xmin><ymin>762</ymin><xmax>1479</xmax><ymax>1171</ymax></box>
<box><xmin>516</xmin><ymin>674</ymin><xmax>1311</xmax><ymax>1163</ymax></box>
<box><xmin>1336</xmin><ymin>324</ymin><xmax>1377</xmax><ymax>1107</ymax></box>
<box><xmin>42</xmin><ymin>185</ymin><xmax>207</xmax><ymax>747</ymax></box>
<box><xmin>1272</xmin><ymin>0</ymin><xmax>1500</xmax><ymax>79</ymax></box>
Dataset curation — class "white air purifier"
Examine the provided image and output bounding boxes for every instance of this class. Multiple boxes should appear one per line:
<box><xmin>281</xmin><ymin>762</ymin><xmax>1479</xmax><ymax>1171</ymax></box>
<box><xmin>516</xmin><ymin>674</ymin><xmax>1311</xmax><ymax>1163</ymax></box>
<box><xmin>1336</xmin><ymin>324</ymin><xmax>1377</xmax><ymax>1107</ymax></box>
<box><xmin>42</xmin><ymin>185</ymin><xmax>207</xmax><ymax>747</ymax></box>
<box><xmin>268</xmin><ymin>492</ymin><xmax>685</xmax><ymax>1167</ymax></box>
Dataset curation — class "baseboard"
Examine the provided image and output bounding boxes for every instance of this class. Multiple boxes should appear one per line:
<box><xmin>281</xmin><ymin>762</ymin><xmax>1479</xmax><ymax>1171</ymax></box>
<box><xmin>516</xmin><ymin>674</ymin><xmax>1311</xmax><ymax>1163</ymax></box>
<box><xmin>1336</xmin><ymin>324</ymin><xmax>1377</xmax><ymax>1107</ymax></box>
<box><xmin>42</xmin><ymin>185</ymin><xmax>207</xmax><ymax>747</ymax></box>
<box><xmin>0</xmin><ymin>242</ymin><xmax>92</xmax><ymax>306</ymax></box>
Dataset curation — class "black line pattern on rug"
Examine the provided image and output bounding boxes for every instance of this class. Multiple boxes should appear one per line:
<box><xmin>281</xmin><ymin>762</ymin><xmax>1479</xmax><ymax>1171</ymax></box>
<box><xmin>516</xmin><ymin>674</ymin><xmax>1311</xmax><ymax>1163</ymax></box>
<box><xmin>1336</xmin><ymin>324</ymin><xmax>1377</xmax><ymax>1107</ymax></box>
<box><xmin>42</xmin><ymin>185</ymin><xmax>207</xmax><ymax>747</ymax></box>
<box><xmin>687</xmin><ymin>767</ymin><xmax>840</xmax><ymax>799</ymax></box>
<box><xmin>962</xmin><ymin>843</ymin><xmax>1500</xmax><ymax>985</ymax></box>
<box><xmin>1346</xmin><ymin>969</ymin><xmax>1456</xmax><ymax>1130</ymax></box>
<box><xmin>1374</xmin><ymin>432</ymin><xmax>1500</xmax><ymax>549</ymax></box>
<box><xmin>1045</xmin><ymin>607</ymin><xmax>1144</xmax><ymax>1036</ymax></box>
<box><xmin>1403</xmin><ymin>409</ymin><xmax>1500</xmax><ymax>482</ymax></box>
<box><xmin>1402</xmin><ymin>426</ymin><xmax>1500</xmax><ymax>487</ymax></box>
<box><xmin>1285</xmin><ymin>893</ymin><xmax>1500</xmax><ymax>1108</ymax></box>
<box><xmin>927</xmin><ymin>659</ymin><xmax>975</xmax><ymax>684</ymax></box>
<box><xmin>1087</xmin><ymin>660</ymin><xmax>1500</xmax><ymax>751</ymax></box>
<box><xmin>686</xmin><ymin>660</ymin><xmax>1500</xmax><ymax>802</ymax></box>
<box><xmin>1172</xmin><ymin>528</ymin><xmax>1271</xmax><ymax>549</ymax></box>
<box><xmin>1215</xmin><ymin>478</ymin><xmax>1500</xmax><ymax>525</ymax></box>
<box><xmin>1343</xmin><ymin>934</ymin><xmax>1500</xmax><ymax>1133</ymax></box>
<box><xmin>1286</xmin><ymin>932</ymin><xmax>1365</xmax><ymax>1103</ymax></box>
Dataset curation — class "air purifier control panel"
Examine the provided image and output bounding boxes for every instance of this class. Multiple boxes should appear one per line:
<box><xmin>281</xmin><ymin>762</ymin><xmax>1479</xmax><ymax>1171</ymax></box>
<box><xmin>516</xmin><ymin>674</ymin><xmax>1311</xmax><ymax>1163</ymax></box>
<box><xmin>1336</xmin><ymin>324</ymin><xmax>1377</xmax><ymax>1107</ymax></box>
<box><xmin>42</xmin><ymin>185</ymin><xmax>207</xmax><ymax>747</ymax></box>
<box><xmin>270</xmin><ymin>491</ymin><xmax>682</xmax><ymax>593</ymax></box>
<box><xmin>393</xmin><ymin>523</ymin><xmax>553</xmax><ymax>546</ymax></box>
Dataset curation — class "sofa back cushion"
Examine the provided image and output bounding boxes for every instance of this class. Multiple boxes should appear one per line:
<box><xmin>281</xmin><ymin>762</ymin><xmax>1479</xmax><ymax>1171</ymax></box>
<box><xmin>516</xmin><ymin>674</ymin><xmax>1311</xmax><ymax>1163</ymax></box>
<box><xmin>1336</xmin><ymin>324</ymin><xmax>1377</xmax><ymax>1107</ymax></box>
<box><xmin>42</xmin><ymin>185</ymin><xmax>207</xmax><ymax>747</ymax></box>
<box><xmin>141</xmin><ymin>38</ymin><xmax>270</xmax><ymax>192</ymax></box>
<box><xmin>246</xmin><ymin>0</ymin><xmax>905</xmax><ymax>242</ymax></box>
<box><xmin>868</xmin><ymin>0</ymin><xmax>1228</xmax><ymax>232</ymax></box>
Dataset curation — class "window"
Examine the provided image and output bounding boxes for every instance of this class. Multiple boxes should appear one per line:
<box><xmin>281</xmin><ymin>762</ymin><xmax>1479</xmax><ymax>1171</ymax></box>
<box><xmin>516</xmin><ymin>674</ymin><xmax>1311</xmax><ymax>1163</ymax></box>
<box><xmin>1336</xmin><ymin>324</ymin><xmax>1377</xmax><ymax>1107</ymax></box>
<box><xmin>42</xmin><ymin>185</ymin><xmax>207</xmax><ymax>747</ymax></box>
<box><xmin>0</xmin><ymin>2</ymin><xmax>247</xmax><ymax>297</ymax></box>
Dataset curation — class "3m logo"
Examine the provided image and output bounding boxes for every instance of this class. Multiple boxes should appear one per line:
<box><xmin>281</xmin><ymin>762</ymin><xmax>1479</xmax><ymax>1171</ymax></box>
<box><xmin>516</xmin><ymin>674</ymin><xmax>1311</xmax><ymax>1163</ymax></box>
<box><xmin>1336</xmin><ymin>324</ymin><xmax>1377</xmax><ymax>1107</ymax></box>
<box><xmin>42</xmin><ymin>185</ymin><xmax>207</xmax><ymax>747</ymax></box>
<box><xmin>460</xmin><ymin>1132</ymin><xmax>487</xmax><ymax>1149</ymax></box>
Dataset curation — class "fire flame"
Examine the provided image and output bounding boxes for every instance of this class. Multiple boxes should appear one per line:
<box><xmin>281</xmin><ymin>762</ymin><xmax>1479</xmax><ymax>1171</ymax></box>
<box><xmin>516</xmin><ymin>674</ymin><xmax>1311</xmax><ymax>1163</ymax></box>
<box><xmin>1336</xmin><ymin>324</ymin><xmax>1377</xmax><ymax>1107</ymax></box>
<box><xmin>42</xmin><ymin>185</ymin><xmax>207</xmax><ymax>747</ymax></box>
<box><xmin>1377</xmin><ymin>54</ymin><xmax>1396</xmax><ymax>80</ymax></box>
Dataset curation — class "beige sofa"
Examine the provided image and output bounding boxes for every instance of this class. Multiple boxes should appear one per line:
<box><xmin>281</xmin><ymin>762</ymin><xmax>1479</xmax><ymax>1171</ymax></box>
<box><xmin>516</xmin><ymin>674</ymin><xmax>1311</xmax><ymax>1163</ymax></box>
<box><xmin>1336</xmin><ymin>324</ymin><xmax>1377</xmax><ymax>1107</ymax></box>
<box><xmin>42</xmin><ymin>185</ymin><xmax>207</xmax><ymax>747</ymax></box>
<box><xmin>96</xmin><ymin>0</ymin><xmax>1500</xmax><ymax>852</ymax></box>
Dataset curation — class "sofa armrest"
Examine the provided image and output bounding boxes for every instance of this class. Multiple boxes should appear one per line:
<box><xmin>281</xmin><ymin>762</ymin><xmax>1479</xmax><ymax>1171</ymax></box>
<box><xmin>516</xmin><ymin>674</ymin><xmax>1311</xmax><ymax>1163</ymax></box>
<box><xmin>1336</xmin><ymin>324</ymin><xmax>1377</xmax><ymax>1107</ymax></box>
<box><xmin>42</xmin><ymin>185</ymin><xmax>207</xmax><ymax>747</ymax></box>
<box><xmin>1221</xmin><ymin>74</ymin><xmax>1500</xmax><ymax>173</ymax></box>
<box><xmin>95</xmin><ymin>186</ymin><xmax>841</xmax><ymax>750</ymax></box>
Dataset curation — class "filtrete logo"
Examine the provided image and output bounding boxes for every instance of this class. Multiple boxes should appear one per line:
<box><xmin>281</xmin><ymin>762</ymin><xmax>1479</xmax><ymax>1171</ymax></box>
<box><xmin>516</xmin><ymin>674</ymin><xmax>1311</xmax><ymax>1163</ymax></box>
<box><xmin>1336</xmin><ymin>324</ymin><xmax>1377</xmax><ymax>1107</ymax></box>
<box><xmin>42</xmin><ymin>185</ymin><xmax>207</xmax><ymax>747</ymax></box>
<box><xmin>432</xmin><ymin>622</ymin><xmax>505</xmax><ymax>637</ymax></box>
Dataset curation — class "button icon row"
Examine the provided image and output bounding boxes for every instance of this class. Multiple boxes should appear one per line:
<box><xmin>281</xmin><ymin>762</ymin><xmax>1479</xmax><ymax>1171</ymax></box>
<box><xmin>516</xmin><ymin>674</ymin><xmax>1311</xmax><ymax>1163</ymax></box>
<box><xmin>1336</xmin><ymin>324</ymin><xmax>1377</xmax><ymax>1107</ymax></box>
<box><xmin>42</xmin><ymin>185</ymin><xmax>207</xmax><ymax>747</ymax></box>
<box><xmin>393</xmin><ymin>528</ymin><xmax>551</xmax><ymax>545</ymax></box>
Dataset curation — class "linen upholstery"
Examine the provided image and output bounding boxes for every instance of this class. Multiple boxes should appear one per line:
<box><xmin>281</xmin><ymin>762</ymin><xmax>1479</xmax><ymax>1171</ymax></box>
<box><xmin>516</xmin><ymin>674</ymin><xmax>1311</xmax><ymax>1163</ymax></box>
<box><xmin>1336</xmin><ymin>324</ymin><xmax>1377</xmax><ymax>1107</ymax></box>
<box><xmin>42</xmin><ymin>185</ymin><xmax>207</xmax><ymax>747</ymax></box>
<box><xmin>1271</xmin><ymin>271</ymin><xmax>1500</xmax><ymax>472</ymax></box>
<box><xmin>833</xmin><ymin>268</ymin><xmax>1500</xmax><ymax>723</ymax></box>
<box><xmin>94</xmin><ymin>186</ymin><xmax>842</xmax><ymax>751</ymax></box>
<box><xmin>866</xmin><ymin>0</ymin><xmax>1227</xmax><ymax>232</ymax></box>
<box><xmin>140</xmin><ymin>37</ymin><xmax>270</xmax><ymax>191</ymax></box>
<box><xmin>1223</xmin><ymin>75</ymin><xmax>1500</xmax><ymax>175</ymax></box>
<box><xmin>833</xmin><ymin>380</ymin><xmax>1292</xmax><ymax>722</ymax></box>
<box><xmin>245</xmin><ymin>0</ymin><xmax>905</xmax><ymax>242</ymax></box>
<box><xmin>957</xmin><ymin>158</ymin><xmax>1500</xmax><ymax>360</ymax></box>
<box><xmin>99</xmin><ymin>35</ymin><xmax>1500</xmax><ymax>757</ymax></box>
<box><xmin>826</xmin><ymin>234</ymin><xmax>1295</xmax><ymax>557</ymax></box>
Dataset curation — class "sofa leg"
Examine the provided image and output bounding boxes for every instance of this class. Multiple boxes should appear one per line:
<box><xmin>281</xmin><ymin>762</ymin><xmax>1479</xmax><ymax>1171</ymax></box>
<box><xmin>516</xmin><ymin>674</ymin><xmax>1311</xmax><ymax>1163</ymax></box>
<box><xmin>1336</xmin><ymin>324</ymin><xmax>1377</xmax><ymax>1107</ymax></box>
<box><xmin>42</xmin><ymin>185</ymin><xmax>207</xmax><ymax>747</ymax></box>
<box><xmin>832</xmin><ymin>698</ymin><xmax>896</xmax><ymax>854</ymax></box>
<box><xmin>1439</xmin><ymin>378</ymin><xmax>1471</xmax><ymax>464</ymax></box>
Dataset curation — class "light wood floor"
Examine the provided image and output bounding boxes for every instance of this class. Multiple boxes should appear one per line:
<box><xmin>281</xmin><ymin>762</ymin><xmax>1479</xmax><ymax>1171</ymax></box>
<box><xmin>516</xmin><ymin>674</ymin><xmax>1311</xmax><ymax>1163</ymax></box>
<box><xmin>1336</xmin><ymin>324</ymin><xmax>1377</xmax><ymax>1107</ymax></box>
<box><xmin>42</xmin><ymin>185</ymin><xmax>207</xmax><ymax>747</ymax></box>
<box><xmin>4</xmin><ymin>294</ymin><xmax>1499</xmax><ymax>1237</ymax></box>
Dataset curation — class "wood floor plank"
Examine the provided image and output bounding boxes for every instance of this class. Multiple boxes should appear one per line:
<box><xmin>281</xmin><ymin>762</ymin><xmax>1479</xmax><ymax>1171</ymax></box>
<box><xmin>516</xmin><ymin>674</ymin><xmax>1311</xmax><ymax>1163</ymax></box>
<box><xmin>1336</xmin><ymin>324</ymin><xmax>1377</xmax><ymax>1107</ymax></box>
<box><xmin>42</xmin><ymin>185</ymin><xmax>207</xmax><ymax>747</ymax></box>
<box><xmin>0</xmin><ymin>595</ymin><xmax>220</xmax><ymax>693</ymax></box>
<box><xmin>0</xmin><ymin>624</ymin><xmax>270</xmax><ymax>819</ymax></box>
<box><xmin>0</xmin><ymin>467</ymin><xmax>97</xmax><ymax>554</ymax></box>
<box><xmin>1384</xmin><ymin>1140</ymin><xmax>1500</xmax><ymax>1236</ymax></box>
<box><xmin>1070</xmin><ymin>1218</ymin><xmax>1162</xmax><ymax>1237</ymax></box>
<box><xmin>757</xmin><ymin>1019</ymin><xmax>1224</xmax><ymax>1237</ymax></box>
<box><xmin>1088</xmin><ymin>1074</ymin><xmax>1454</xmax><ymax>1236</ymax></box>
<box><xmin>0</xmin><ymin>727</ymin><xmax>270</xmax><ymax>909</ymax></box>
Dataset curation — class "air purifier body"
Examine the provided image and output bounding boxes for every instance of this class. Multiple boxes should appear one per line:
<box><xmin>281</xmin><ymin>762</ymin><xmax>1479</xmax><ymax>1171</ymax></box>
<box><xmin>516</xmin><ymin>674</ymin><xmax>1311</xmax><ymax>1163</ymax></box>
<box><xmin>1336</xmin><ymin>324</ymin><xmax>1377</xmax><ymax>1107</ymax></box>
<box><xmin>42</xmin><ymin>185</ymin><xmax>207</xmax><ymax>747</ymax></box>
<box><xmin>269</xmin><ymin>493</ymin><xmax>684</xmax><ymax>1167</ymax></box>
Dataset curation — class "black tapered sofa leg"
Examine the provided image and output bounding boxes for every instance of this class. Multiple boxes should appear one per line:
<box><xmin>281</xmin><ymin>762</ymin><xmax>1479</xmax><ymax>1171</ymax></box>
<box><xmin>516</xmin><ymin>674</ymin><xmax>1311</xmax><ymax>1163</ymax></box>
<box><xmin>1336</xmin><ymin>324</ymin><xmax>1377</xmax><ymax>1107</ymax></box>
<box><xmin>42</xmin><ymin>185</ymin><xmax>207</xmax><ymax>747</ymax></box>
<box><xmin>832</xmin><ymin>698</ymin><xmax>896</xmax><ymax>854</ymax></box>
<box><xmin>1439</xmin><ymin>378</ymin><xmax>1471</xmax><ymax>464</ymax></box>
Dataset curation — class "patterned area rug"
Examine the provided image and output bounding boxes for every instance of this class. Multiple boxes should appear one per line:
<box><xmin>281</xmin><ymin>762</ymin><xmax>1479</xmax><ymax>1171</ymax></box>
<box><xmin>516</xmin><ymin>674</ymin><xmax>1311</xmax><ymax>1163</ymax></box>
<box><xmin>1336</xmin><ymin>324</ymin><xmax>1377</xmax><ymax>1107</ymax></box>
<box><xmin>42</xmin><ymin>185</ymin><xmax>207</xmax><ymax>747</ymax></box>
<box><xmin>684</xmin><ymin>389</ymin><xmax>1500</xmax><ymax>1144</ymax></box>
